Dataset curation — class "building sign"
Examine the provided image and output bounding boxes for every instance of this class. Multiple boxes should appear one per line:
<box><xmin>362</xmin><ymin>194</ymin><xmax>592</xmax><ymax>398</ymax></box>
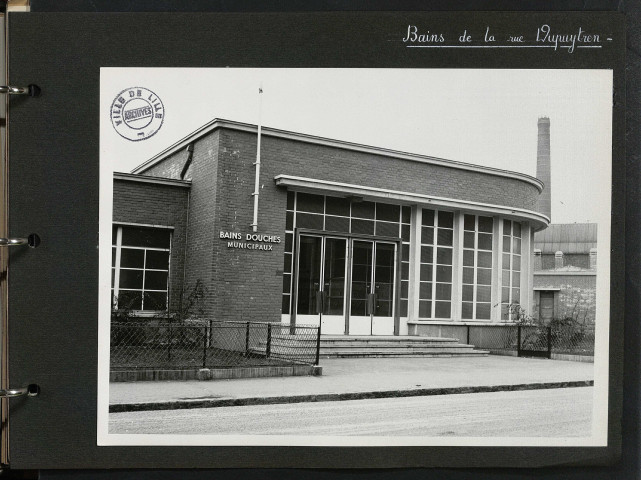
<box><xmin>219</xmin><ymin>231</ymin><xmax>281</xmax><ymax>251</ymax></box>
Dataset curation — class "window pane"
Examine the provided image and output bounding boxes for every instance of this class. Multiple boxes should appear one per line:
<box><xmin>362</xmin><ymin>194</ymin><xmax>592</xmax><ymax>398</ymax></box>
<box><xmin>287</xmin><ymin>191</ymin><xmax>295</xmax><ymax>210</ymax></box>
<box><xmin>513</xmin><ymin>238</ymin><xmax>522</xmax><ymax>255</ymax></box>
<box><xmin>401</xmin><ymin>280</ymin><xmax>409</xmax><ymax>298</ymax></box>
<box><xmin>119</xmin><ymin>270</ymin><xmax>143</xmax><ymax>289</ymax></box>
<box><xmin>120</xmin><ymin>248</ymin><xmax>144</xmax><ymax>268</ymax></box>
<box><xmin>285</xmin><ymin>233</ymin><xmax>293</xmax><ymax>252</ymax></box>
<box><xmin>351</xmin><ymin>219</ymin><xmax>375</xmax><ymax>235</ymax></box>
<box><xmin>463</xmin><ymin>250</ymin><xmax>474</xmax><ymax>267</ymax></box>
<box><xmin>434</xmin><ymin>301</ymin><xmax>451</xmax><ymax>318</ymax></box>
<box><xmin>112</xmin><ymin>226</ymin><xmax>118</xmax><ymax>244</ymax></box>
<box><xmin>464</xmin><ymin>232</ymin><xmax>475</xmax><ymax>249</ymax></box>
<box><xmin>478</xmin><ymin>233</ymin><xmax>493</xmax><ymax>251</ymax></box>
<box><xmin>422</xmin><ymin>209</ymin><xmax>434</xmax><ymax>226</ymax></box>
<box><xmin>117</xmin><ymin>290</ymin><xmax>142</xmax><ymax>310</ymax></box>
<box><xmin>143</xmin><ymin>292</ymin><xmax>167</xmax><ymax>311</ymax></box>
<box><xmin>112</xmin><ymin>247</ymin><xmax>116</xmax><ymax>267</ymax></box>
<box><xmin>436</xmin><ymin>247</ymin><xmax>452</xmax><ymax>265</ymax></box>
<box><xmin>419</xmin><ymin>282</ymin><xmax>432</xmax><ymax>300</ymax></box>
<box><xmin>513</xmin><ymin>255</ymin><xmax>521</xmax><ymax>271</ymax></box>
<box><xmin>324</xmin><ymin>215</ymin><xmax>350</xmax><ymax>233</ymax></box>
<box><xmin>502</xmin><ymin>253</ymin><xmax>511</xmax><ymax>269</ymax></box>
<box><xmin>476</xmin><ymin>285</ymin><xmax>491</xmax><ymax>302</ymax></box>
<box><xmin>402</xmin><ymin>206</ymin><xmax>411</xmax><ymax>224</ymax></box>
<box><xmin>476</xmin><ymin>303</ymin><xmax>491</xmax><ymax>319</ymax></box>
<box><xmin>419</xmin><ymin>300</ymin><xmax>432</xmax><ymax>318</ymax></box>
<box><xmin>283</xmin><ymin>253</ymin><xmax>293</xmax><ymax>273</ymax></box>
<box><xmin>512</xmin><ymin>288</ymin><xmax>521</xmax><ymax>303</ymax></box>
<box><xmin>513</xmin><ymin>222</ymin><xmax>521</xmax><ymax>237</ymax></box>
<box><xmin>402</xmin><ymin>244</ymin><xmax>410</xmax><ymax>262</ymax></box>
<box><xmin>503</xmin><ymin>219</ymin><xmax>511</xmax><ymax>234</ymax></box>
<box><xmin>478</xmin><ymin>216</ymin><xmax>493</xmax><ymax>233</ymax></box>
<box><xmin>282</xmin><ymin>294</ymin><xmax>291</xmax><ymax>314</ymax></box>
<box><xmin>512</xmin><ymin>272</ymin><xmax>521</xmax><ymax>287</ymax></box>
<box><xmin>401</xmin><ymin>224</ymin><xmax>410</xmax><ymax>242</ymax></box>
<box><xmin>296</xmin><ymin>213</ymin><xmax>324</xmax><ymax>230</ymax></box>
<box><xmin>502</xmin><ymin>287</ymin><xmax>510</xmax><ymax>303</ymax></box>
<box><xmin>286</xmin><ymin>211</ymin><xmax>294</xmax><ymax>230</ymax></box>
<box><xmin>437</xmin><ymin>228</ymin><xmax>453</xmax><ymax>246</ymax></box>
<box><xmin>503</xmin><ymin>235</ymin><xmax>511</xmax><ymax>252</ymax></box>
<box><xmin>476</xmin><ymin>268</ymin><xmax>492</xmax><ymax>285</ymax></box>
<box><xmin>400</xmin><ymin>300</ymin><xmax>408</xmax><ymax>317</ymax></box>
<box><xmin>325</xmin><ymin>195</ymin><xmax>350</xmax><ymax>216</ymax></box>
<box><xmin>435</xmin><ymin>265</ymin><xmax>452</xmax><ymax>283</ymax></box>
<box><xmin>421</xmin><ymin>226</ymin><xmax>434</xmax><ymax>245</ymax></box>
<box><xmin>297</xmin><ymin>193</ymin><xmax>324</xmax><ymax>213</ymax></box>
<box><xmin>438</xmin><ymin>211</ymin><xmax>454</xmax><ymax>229</ymax></box>
<box><xmin>351</xmin><ymin>201</ymin><xmax>375</xmax><ymax>219</ymax></box>
<box><xmin>477</xmin><ymin>251</ymin><xmax>492</xmax><ymax>268</ymax></box>
<box><xmin>462</xmin><ymin>302</ymin><xmax>473</xmax><ymax>319</ymax></box>
<box><xmin>435</xmin><ymin>283</ymin><xmax>451</xmax><ymax>300</ymax></box>
<box><xmin>464</xmin><ymin>215</ymin><xmax>475</xmax><ymax>231</ymax></box>
<box><xmin>376</xmin><ymin>221</ymin><xmax>399</xmax><ymax>237</ymax></box>
<box><xmin>502</xmin><ymin>269</ymin><xmax>510</xmax><ymax>287</ymax></box>
<box><xmin>282</xmin><ymin>273</ymin><xmax>291</xmax><ymax>294</ymax></box>
<box><xmin>421</xmin><ymin>246</ymin><xmax>433</xmax><ymax>263</ymax></box>
<box><xmin>146</xmin><ymin>250</ymin><xmax>169</xmax><ymax>270</ymax></box>
<box><xmin>463</xmin><ymin>267</ymin><xmax>474</xmax><ymax>284</ymax></box>
<box><xmin>376</xmin><ymin>203</ymin><xmax>400</xmax><ymax>222</ymax></box>
<box><xmin>401</xmin><ymin>262</ymin><xmax>409</xmax><ymax>279</ymax></box>
<box><xmin>463</xmin><ymin>285</ymin><xmax>473</xmax><ymax>301</ymax></box>
<box><xmin>121</xmin><ymin>227</ymin><xmax>170</xmax><ymax>249</ymax></box>
<box><xmin>144</xmin><ymin>270</ymin><xmax>168</xmax><ymax>290</ymax></box>
<box><xmin>420</xmin><ymin>264</ymin><xmax>433</xmax><ymax>281</ymax></box>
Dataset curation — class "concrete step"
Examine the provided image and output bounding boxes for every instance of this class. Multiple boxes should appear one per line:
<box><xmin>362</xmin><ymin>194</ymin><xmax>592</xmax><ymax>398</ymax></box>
<box><xmin>320</xmin><ymin>351</ymin><xmax>489</xmax><ymax>358</ymax></box>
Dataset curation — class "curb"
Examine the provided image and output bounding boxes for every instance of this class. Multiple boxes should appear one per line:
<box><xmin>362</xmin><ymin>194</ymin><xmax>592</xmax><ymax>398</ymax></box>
<box><xmin>109</xmin><ymin>379</ymin><xmax>594</xmax><ymax>413</ymax></box>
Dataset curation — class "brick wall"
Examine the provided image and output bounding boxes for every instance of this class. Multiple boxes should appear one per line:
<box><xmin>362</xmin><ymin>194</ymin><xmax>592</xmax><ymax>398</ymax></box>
<box><xmin>533</xmin><ymin>274</ymin><xmax>596</xmax><ymax>324</ymax></box>
<box><xmin>113</xmin><ymin>179</ymin><xmax>190</xmax><ymax>312</ymax></box>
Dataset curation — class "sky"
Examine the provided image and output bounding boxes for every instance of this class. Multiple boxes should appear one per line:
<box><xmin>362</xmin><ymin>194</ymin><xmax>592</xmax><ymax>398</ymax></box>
<box><xmin>101</xmin><ymin>68</ymin><xmax>613</xmax><ymax>224</ymax></box>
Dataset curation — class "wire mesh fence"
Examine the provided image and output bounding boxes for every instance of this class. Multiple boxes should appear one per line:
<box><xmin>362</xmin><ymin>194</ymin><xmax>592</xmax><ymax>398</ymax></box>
<box><xmin>467</xmin><ymin>323</ymin><xmax>594</xmax><ymax>358</ymax></box>
<box><xmin>110</xmin><ymin>320</ymin><xmax>320</xmax><ymax>370</ymax></box>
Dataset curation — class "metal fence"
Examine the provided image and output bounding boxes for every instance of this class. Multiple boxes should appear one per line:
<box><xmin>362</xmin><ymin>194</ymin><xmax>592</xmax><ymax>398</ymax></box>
<box><xmin>110</xmin><ymin>320</ymin><xmax>321</xmax><ymax>370</ymax></box>
<box><xmin>466</xmin><ymin>324</ymin><xmax>595</xmax><ymax>358</ymax></box>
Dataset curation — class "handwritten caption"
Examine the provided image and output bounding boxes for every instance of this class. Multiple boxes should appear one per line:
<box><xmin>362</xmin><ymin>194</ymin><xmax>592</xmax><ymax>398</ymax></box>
<box><xmin>402</xmin><ymin>24</ymin><xmax>608</xmax><ymax>53</ymax></box>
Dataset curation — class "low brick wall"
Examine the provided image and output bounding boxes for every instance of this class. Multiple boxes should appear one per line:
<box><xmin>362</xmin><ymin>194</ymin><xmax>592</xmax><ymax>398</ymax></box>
<box><xmin>110</xmin><ymin>364</ymin><xmax>322</xmax><ymax>382</ymax></box>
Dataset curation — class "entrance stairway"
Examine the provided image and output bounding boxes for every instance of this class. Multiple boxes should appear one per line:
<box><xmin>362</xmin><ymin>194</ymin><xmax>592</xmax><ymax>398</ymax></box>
<box><xmin>318</xmin><ymin>335</ymin><xmax>488</xmax><ymax>358</ymax></box>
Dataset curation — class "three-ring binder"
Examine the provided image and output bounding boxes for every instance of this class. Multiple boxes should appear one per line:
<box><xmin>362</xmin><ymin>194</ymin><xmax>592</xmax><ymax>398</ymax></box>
<box><xmin>0</xmin><ymin>85</ymin><xmax>40</xmax><ymax>96</ymax></box>
<box><xmin>0</xmin><ymin>237</ymin><xmax>28</xmax><ymax>246</ymax></box>
<box><xmin>0</xmin><ymin>385</ymin><xmax>39</xmax><ymax>398</ymax></box>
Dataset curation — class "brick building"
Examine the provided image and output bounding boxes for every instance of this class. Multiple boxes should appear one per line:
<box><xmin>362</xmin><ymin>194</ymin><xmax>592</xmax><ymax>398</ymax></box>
<box><xmin>111</xmin><ymin>117</ymin><xmax>552</xmax><ymax>336</ymax></box>
<box><xmin>532</xmin><ymin>223</ymin><xmax>597</xmax><ymax>325</ymax></box>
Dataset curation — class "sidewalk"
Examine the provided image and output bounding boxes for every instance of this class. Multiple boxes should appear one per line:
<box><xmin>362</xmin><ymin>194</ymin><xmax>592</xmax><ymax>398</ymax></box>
<box><xmin>109</xmin><ymin>355</ymin><xmax>594</xmax><ymax>412</ymax></box>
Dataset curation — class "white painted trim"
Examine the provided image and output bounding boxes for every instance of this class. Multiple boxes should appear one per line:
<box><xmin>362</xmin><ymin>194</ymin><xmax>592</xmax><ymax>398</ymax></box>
<box><xmin>114</xmin><ymin>172</ymin><xmax>191</xmax><ymax>188</ymax></box>
<box><xmin>534</xmin><ymin>271</ymin><xmax>596</xmax><ymax>276</ymax></box>
<box><xmin>113</xmin><ymin>221</ymin><xmax>175</xmax><ymax>230</ymax></box>
<box><xmin>274</xmin><ymin>175</ymin><xmax>550</xmax><ymax>231</ymax></box>
<box><xmin>131</xmin><ymin>118</ymin><xmax>544</xmax><ymax>192</ymax></box>
<box><xmin>533</xmin><ymin>287</ymin><xmax>562</xmax><ymax>291</ymax></box>
<box><xmin>407</xmin><ymin>320</ymin><xmax>519</xmax><ymax>326</ymax></box>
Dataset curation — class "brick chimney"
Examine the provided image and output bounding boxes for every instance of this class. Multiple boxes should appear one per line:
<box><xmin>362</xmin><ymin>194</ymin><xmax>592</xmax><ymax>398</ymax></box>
<box><xmin>535</xmin><ymin>117</ymin><xmax>551</xmax><ymax>220</ymax></box>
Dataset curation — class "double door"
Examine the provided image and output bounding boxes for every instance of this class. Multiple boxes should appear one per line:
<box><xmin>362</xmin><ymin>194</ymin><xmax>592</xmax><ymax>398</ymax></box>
<box><xmin>295</xmin><ymin>234</ymin><xmax>397</xmax><ymax>335</ymax></box>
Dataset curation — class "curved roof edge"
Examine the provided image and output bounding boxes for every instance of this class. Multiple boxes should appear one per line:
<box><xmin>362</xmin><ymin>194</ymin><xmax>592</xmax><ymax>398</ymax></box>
<box><xmin>132</xmin><ymin>118</ymin><xmax>544</xmax><ymax>192</ymax></box>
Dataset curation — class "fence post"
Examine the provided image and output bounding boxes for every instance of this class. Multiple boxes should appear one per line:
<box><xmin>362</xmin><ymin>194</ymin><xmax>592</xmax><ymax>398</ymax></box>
<box><xmin>266</xmin><ymin>323</ymin><xmax>272</xmax><ymax>358</ymax></box>
<box><xmin>315</xmin><ymin>324</ymin><xmax>321</xmax><ymax>366</ymax></box>
<box><xmin>245</xmin><ymin>322</ymin><xmax>250</xmax><ymax>356</ymax></box>
<box><xmin>547</xmin><ymin>326</ymin><xmax>552</xmax><ymax>359</ymax></box>
<box><xmin>202</xmin><ymin>326</ymin><xmax>207</xmax><ymax>368</ymax></box>
<box><xmin>168</xmin><ymin>322</ymin><xmax>172</xmax><ymax>362</ymax></box>
<box><xmin>466</xmin><ymin>325</ymin><xmax>470</xmax><ymax>345</ymax></box>
<box><xmin>517</xmin><ymin>325</ymin><xmax>522</xmax><ymax>357</ymax></box>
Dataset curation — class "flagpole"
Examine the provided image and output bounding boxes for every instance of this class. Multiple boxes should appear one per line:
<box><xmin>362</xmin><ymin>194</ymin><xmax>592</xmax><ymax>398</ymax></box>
<box><xmin>251</xmin><ymin>85</ymin><xmax>263</xmax><ymax>232</ymax></box>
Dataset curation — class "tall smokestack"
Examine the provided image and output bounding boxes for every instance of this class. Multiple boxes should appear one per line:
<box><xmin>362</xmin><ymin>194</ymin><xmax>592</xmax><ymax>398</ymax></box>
<box><xmin>535</xmin><ymin>117</ymin><xmax>551</xmax><ymax>220</ymax></box>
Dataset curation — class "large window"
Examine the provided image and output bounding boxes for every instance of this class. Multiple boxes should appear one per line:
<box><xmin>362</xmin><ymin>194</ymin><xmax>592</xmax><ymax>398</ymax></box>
<box><xmin>282</xmin><ymin>192</ymin><xmax>410</xmax><ymax>316</ymax></box>
<box><xmin>418</xmin><ymin>209</ymin><xmax>454</xmax><ymax>319</ymax></box>
<box><xmin>112</xmin><ymin>225</ymin><xmax>171</xmax><ymax>311</ymax></box>
<box><xmin>462</xmin><ymin>214</ymin><xmax>493</xmax><ymax>320</ymax></box>
<box><xmin>501</xmin><ymin>220</ymin><xmax>522</xmax><ymax>320</ymax></box>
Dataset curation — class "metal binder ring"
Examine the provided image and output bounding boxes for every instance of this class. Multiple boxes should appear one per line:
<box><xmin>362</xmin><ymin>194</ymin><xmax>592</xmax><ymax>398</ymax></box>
<box><xmin>0</xmin><ymin>86</ymin><xmax>29</xmax><ymax>95</ymax></box>
<box><xmin>0</xmin><ymin>385</ymin><xmax>39</xmax><ymax>398</ymax></box>
<box><xmin>0</xmin><ymin>237</ymin><xmax>28</xmax><ymax>246</ymax></box>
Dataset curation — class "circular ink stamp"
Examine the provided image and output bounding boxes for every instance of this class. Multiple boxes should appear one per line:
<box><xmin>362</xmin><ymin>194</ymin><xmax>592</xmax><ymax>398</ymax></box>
<box><xmin>110</xmin><ymin>87</ymin><xmax>164</xmax><ymax>141</ymax></box>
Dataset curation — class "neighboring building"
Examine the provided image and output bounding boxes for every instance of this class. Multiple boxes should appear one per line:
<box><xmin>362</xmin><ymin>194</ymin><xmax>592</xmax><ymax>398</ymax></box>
<box><xmin>533</xmin><ymin>223</ymin><xmax>597</xmax><ymax>325</ymax></box>
<box><xmin>111</xmin><ymin>117</ymin><xmax>553</xmax><ymax>336</ymax></box>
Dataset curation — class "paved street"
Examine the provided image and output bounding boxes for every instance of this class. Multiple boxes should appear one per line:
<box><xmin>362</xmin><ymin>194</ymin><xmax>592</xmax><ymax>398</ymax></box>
<box><xmin>110</xmin><ymin>386</ymin><xmax>593</xmax><ymax>437</ymax></box>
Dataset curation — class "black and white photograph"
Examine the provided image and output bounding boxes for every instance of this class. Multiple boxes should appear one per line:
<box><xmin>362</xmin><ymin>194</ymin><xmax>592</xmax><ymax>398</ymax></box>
<box><xmin>97</xmin><ymin>68</ymin><xmax>612</xmax><ymax>446</ymax></box>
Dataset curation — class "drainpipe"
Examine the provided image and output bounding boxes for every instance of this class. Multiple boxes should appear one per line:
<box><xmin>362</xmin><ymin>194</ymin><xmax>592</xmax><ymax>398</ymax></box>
<box><xmin>251</xmin><ymin>85</ymin><xmax>263</xmax><ymax>232</ymax></box>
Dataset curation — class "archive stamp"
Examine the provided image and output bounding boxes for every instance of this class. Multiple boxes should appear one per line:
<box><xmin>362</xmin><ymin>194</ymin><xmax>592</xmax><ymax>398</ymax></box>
<box><xmin>110</xmin><ymin>87</ymin><xmax>164</xmax><ymax>141</ymax></box>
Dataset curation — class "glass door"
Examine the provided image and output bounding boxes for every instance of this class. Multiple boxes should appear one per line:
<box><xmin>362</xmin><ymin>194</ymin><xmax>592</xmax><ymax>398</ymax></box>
<box><xmin>295</xmin><ymin>234</ymin><xmax>347</xmax><ymax>334</ymax></box>
<box><xmin>348</xmin><ymin>240</ymin><xmax>397</xmax><ymax>335</ymax></box>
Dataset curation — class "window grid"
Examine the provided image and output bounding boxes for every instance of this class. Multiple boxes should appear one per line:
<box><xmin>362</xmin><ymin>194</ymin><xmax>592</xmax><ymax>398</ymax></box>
<box><xmin>501</xmin><ymin>220</ymin><xmax>522</xmax><ymax>320</ymax></box>
<box><xmin>111</xmin><ymin>225</ymin><xmax>171</xmax><ymax>312</ymax></box>
<box><xmin>461</xmin><ymin>215</ymin><xmax>493</xmax><ymax>320</ymax></box>
<box><xmin>282</xmin><ymin>192</ymin><xmax>409</xmax><ymax>316</ymax></box>
<box><xmin>418</xmin><ymin>209</ymin><xmax>453</xmax><ymax>319</ymax></box>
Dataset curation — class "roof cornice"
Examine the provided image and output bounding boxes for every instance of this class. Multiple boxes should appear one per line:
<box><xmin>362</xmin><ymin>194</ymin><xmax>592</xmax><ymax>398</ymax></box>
<box><xmin>131</xmin><ymin>118</ymin><xmax>544</xmax><ymax>192</ymax></box>
<box><xmin>114</xmin><ymin>172</ymin><xmax>192</xmax><ymax>188</ymax></box>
